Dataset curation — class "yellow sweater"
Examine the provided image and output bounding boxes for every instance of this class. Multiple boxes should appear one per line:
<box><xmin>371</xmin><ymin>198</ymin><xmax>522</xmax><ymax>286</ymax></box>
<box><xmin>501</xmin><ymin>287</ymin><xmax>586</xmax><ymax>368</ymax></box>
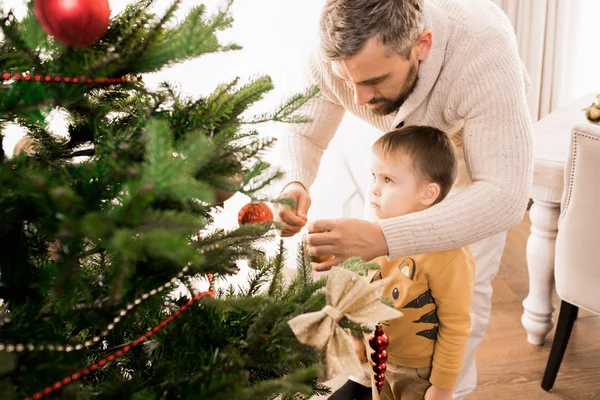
<box><xmin>371</xmin><ymin>247</ymin><xmax>476</xmax><ymax>390</ymax></box>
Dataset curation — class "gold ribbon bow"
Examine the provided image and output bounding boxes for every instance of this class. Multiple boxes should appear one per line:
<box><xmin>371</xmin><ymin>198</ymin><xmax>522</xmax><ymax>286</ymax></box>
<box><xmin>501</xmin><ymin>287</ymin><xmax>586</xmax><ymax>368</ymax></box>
<box><xmin>288</xmin><ymin>267</ymin><xmax>403</xmax><ymax>380</ymax></box>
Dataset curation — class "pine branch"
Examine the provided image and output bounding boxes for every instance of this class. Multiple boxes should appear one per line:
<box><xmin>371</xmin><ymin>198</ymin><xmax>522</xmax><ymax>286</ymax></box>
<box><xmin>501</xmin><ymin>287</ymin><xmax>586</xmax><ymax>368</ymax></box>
<box><xmin>137</xmin><ymin>0</ymin><xmax>183</xmax><ymax>60</ymax></box>
<box><xmin>203</xmin><ymin>77</ymin><xmax>241</xmax><ymax>138</ymax></box>
<box><xmin>225</xmin><ymin>284</ymin><xmax>236</xmax><ymax>298</ymax></box>
<box><xmin>19</xmin><ymin>5</ymin><xmax>53</xmax><ymax>54</ymax></box>
<box><xmin>339</xmin><ymin>318</ymin><xmax>373</xmax><ymax>334</ymax></box>
<box><xmin>238</xmin><ymin>137</ymin><xmax>277</xmax><ymax>163</ymax></box>
<box><xmin>86</xmin><ymin>1</ymin><xmax>156</xmax><ymax>76</ymax></box>
<box><xmin>142</xmin><ymin>208</ymin><xmax>207</xmax><ymax>229</ymax></box>
<box><xmin>245</xmin><ymin>86</ymin><xmax>319</xmax><ymax>124</ymax></box>
<box><xmin>0</xmin><ymin>11</ymin><xmax>43</xmax><ymax>69</ymax></box>
<box><xmin>244</xmin><ymin>260</ymin><xmax>272</xmax><ymax>298</ymax></box>
<box><xmin>241</xmin><ymin>169</ymin><xmax>283</xmax><ymax>197</ymax></box>
<box><xmin>0</xmin><ymin>96</ymin><xmax>57</xmax><ymax>115</ymax></box>
<box><xmin>58</xmin><ymin>149</ymin><xmax>95</xmax><ymax>159</ymax></box>
<box><xmin>79</xmin><ymin>245</ymin><xmax>105</xmax><ymax>259</ymax></box>
<box><xmin>340</xmin><ymin>257</ymin><xmax>380</xmax><ymax>277</ymax></box>
<box><xmin>380</xmin><ymin>297</ymin><xmax>395</xmax><ymax>308</ymax></box>
<box><xmin>129</xmin><ymin>2</ymin><xmax>240</xmax><ymax>74</ymax></box>
<box><xmin>227</xmin><ymin>76</ymin><xmax>274</xmax><ymax>121</ymax></box>
<box><xmin>312</xmin><ymin>382</ymin><xmax>333</xmax><ymax>397</ymax></box>
<box><xmin>238</xmin><ymin>366</ymin><xmax>318</xmax><ymax>399</ymax></box>
<box><xmin>267</xmin><ymin>240</ymin><xmax>286</xmax><ymax>298</ymax></box>
<box><xmin>295</xmin><ymin>241</ymin><xmax>312</xmax><ymax>288</ymax></box>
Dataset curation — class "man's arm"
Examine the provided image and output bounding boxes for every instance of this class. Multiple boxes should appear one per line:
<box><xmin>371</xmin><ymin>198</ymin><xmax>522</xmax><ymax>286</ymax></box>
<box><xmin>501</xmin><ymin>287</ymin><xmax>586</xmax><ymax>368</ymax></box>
<box><xmin>278</xmin><ymin>52</ymin><xmax>346</xmax><ymax>191</ymax></box>
<box><xmin>379</xmin><ymin>34</ymin><xmax>533</xmax><ymax>259</ymax></box>
<box><xmin>275</xmin><ymin>52</ymin><xmax>346</xmax><ymax>238</ymax></box>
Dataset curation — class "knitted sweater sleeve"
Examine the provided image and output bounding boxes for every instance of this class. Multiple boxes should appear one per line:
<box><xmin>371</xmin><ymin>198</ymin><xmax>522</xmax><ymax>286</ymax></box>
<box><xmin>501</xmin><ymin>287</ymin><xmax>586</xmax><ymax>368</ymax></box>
<box><xmin>380</xmin><ymin>34</ymin><xmax>533</xmax><ymax>259</ymax></box>
<box><xmin>278</xmin><ymin>52</ymin><xmax>346</xmax><ymax>190</ymax></box>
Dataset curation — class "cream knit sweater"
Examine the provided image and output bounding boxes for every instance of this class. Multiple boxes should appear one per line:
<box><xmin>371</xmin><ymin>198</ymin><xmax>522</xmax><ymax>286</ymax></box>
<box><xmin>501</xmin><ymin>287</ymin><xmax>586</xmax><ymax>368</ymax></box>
<box><xmin>279</xmin><ymin>0</ymin><xmax>533</xmax><ymax>260</ymax></box>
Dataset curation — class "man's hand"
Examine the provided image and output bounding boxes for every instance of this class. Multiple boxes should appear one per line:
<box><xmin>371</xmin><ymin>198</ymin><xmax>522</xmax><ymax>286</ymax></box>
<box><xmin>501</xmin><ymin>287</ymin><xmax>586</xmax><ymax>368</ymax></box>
<box><xmin>275</xmin><ymin>182</ymin><xmax>311</xmax><ymax>237</ymax></box>
<box><xmin>305</xmin><ymin>218</ymin><xmax>388</xmax><ymax>271</ymax></box>
<box><xmin>424</xmin><ymin>385</ymin><xmax>452</xmax><ymax>400</ymax></box>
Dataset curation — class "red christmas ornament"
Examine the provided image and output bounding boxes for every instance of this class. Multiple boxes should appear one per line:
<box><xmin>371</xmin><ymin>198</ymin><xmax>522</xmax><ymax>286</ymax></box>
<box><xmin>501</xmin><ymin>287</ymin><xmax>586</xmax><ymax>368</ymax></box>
<box><xmin>369</xmin><ymin>323</ymin><xmax>389</xmax><ymax>394</ymax></box>
<box><xmin>370</xmin><ymin>349</ymin><xmax>388</xmax><ymax>364</ymax></box>
<box><xmin>238</xmin><ymin>202</ymin><xmax>274</xmax><ymax>225</ymax></box>
<box><xmin>373</xmin><ymin>363</ymin><xmax>386</xmax><ymax>374</ymax></box>
<box><xmin>34</xmin><ymin>0</ymin><xmax>111</xmax><ymax>47</ymax></box>
<box><xmin>369</xmin><ymin>331</ymin><xmax>389</xmax><ymax>350</ymax></box>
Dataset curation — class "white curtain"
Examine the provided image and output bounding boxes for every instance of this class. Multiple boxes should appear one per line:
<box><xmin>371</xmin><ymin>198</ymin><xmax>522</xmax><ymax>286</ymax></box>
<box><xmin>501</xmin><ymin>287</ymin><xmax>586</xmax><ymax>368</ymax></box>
<box><xmin>491</xmin><ymin>0</ymin><xmax>584</xmax><ymax>120</ymax></box>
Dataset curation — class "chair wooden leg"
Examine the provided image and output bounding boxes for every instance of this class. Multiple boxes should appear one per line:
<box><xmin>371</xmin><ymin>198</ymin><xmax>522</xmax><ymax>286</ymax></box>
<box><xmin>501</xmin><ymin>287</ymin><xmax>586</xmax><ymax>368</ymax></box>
<box><xmin>541</xmin><ymin>300</ymin><xmax>579</xmax><ymax>391</ymax></box>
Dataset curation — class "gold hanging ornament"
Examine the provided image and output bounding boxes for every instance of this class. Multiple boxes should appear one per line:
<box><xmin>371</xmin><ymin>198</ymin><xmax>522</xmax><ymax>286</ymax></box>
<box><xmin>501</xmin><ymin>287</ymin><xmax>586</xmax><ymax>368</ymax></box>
<box><xmin>585</xmin><ymin>94</ymin><xmax>600</xmax><ymax>122</ymax></box>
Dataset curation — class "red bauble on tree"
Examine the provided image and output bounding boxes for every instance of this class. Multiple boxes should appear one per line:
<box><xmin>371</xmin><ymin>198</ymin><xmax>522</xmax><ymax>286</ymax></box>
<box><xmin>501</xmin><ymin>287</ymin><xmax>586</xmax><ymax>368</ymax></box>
<box><xmin>369</xmin><ymin>323</ymin><xmax>390</xmax><ymax>394</ymax></box>
<box><xmin>34</xmin><ymin>0</ymin><xmax>111</xmax><ymax>47</ymax></box>
<box><xmin>238</xmin><ymin>202</ymin><xmax>273</xmax><ymax>225</ymax></box>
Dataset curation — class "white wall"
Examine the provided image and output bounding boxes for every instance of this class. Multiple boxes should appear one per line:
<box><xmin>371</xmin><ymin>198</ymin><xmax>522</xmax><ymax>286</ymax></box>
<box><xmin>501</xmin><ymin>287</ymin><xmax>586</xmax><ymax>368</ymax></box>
<box><xmin>565</xmin><ymin>0</ymin><xmax>600</xmax><ymax>105</ymax></box>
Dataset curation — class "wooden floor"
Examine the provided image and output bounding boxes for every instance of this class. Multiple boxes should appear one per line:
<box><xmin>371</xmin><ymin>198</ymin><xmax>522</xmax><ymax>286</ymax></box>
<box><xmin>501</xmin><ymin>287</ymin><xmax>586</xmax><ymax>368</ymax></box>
<box><xmin>313</xmin><ymin>212</ymin><xmax>600</xmax><ymax>399</ymax></box>
<box><xmin>469</xmin><ymin>212</ymin><xmax>600</xmax><ymax>400</ymax></box>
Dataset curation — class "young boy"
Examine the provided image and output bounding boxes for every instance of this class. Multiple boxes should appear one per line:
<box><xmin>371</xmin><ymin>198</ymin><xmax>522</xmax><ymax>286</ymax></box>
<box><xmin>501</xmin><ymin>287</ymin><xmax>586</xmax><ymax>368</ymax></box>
<box><xmin>330</xmin><ymin>126</ymin><xmax>476</xmax><ymax>400</ymax></box>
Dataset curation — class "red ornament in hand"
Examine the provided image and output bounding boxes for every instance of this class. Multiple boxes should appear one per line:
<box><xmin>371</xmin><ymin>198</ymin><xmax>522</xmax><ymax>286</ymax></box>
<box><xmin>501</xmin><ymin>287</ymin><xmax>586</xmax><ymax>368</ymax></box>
<box><xmin>34</xmin><ymin>0</ymin><xmax>111</xmax><ymax>47</ymax></box>
<box><xmin>238</xmin><ymin>202</ymin><xmax>274</xmax><ymax>225</ymax></box>
<box><xmin>369</xmin><ymin>323</ymin><xmax>389</xmax><ymax>394</ymax></box>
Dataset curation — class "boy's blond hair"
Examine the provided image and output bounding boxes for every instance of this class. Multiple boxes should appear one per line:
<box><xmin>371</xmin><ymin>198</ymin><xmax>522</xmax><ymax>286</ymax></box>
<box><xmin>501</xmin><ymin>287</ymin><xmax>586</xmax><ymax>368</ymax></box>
<box><xmin>373</xmin><ymin>125</ymin><xmax>457</xmax><ymax>205</ymax></box>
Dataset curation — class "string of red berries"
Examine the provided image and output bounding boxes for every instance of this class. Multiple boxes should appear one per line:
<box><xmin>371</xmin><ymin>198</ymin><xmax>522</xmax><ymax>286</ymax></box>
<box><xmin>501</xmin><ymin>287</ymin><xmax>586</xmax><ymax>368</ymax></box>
<box><xmin>23</xmin><ymin>288</ymin><xmax>213</xmax><ymax>400</ymax></box>
<box><xmin>1</xmin><ymin>72</ymin><xmax>138</xmax><ymax>84</ymax></box>
<box><xmin>0</xmin><ymin>268</ymin><xmax>215</xmax><ymax>354</ymax></box>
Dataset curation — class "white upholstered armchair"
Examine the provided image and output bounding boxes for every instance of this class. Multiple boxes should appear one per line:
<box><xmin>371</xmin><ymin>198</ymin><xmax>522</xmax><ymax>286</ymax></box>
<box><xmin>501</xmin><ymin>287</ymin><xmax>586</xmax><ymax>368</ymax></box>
<box><xmin>542</xmin><ymin>122</ymin><xmax>600</xmax><ymax>391</ymax></box>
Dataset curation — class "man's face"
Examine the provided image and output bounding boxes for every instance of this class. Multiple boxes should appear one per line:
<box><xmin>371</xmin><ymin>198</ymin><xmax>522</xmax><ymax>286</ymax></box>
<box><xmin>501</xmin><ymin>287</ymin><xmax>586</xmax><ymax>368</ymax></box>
<box><xmin>331</xmin><ymin>33</ymin><xmax>430</xmax><ymax>116</ymax></box>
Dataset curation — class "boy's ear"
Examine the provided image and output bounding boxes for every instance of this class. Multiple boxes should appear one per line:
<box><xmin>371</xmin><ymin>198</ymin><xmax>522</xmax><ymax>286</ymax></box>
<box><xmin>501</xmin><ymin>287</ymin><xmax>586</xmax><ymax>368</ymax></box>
<box><xmin>419</xmin><ymin>182</ymin><xmax>441</xmax><ymax>207</ymax></box>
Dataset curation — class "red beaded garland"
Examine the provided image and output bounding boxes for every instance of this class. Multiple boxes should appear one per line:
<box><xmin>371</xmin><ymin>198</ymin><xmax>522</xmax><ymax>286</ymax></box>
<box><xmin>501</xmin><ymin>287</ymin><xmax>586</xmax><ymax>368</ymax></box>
<box><xmin>23</xmin><ymin>289</ymin><xmax>212</xmax><ymax>400</ymax></box>
<box><xmin>1</xmin><ymin>72</ymin><xmax>137</xmax><ymax>85</ymax></box>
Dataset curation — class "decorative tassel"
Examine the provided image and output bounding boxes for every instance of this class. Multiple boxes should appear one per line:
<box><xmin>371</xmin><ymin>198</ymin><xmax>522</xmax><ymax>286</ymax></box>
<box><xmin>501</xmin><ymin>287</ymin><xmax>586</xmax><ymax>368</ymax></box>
<box><xmin>369</xmin><ymin>323</ymin><xmax>389</xmax><ymax>394</ymax></box>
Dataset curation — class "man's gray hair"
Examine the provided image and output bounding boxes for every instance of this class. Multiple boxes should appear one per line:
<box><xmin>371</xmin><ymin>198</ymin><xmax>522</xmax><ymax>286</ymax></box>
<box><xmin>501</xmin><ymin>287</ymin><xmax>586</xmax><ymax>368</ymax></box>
<box><xmin>319</xmin><ymin>0</ymin><xmax>425</xmax><ymax>60</ymax></box>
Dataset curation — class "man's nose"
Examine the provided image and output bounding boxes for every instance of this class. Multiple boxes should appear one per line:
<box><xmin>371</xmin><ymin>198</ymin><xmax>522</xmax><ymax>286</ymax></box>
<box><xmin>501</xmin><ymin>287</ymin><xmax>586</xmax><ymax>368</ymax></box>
<box><xmin>354</xmin><ymin>85</ymin><xmax>374</xmax><ymax>106</ymax></box>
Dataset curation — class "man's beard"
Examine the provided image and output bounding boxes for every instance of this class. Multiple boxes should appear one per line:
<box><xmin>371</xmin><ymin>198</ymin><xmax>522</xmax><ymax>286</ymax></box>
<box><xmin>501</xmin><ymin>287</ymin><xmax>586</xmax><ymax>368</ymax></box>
<box><xmin>369</xmin><ymin>61</ymin><xmax>419</xmax><ymax>116</ymax></box>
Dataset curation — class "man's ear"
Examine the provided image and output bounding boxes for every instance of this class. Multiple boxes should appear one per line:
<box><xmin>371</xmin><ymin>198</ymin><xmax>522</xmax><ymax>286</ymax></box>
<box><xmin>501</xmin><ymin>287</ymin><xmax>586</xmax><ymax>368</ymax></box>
<box><xmin>419</xmin><ymin>182</ymin><xmax>441</xmax><ymax>207</ymax></box>
<box><xmin>415</xmin><ymin>30</ymin><xmax>432</xmax><ymax>61</ymax></box>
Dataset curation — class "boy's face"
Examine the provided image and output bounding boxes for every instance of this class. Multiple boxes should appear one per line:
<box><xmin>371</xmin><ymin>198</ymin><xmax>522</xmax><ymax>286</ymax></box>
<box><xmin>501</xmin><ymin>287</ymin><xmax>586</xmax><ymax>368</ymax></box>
<box><xmin>368</xmin><ymin>148</ymin><xmax>429</xmax><ymax>219</ymax></box>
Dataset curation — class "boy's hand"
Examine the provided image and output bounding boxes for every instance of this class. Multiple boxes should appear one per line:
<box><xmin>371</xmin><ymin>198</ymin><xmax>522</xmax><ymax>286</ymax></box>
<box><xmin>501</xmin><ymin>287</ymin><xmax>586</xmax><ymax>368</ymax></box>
<box><xmin>350</xmin><ymin>334</ymin><xmax>368</xmax><ymax>364</ymax></box>
<box><xmin>424</xmin><ymin>385</ymin><xmax>452</xmax><ymax>400</ymax></box>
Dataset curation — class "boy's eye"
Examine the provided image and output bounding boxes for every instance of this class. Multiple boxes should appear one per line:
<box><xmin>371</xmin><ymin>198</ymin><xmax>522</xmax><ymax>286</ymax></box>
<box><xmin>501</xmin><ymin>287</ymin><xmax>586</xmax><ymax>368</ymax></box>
<box><xmin>385</xmin><ymin>177</ymin><xmax>392</xmax><ymax>184</ymax></box>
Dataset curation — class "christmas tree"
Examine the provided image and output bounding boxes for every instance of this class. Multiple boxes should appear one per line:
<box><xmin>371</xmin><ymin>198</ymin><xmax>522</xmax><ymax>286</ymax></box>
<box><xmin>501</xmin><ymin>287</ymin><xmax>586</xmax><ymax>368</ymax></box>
<box><xmin>0</xmin><ymin>1</ymin><xmax>331</xmax><ymax>399</ymax></box>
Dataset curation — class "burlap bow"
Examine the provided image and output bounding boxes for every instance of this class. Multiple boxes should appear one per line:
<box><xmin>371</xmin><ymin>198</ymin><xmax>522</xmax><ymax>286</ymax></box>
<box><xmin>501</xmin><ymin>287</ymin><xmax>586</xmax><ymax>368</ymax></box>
<box><xmin>288</xmin><ymin>267</ymin><xmax>403</xmax><ymax>380</ymax></box>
